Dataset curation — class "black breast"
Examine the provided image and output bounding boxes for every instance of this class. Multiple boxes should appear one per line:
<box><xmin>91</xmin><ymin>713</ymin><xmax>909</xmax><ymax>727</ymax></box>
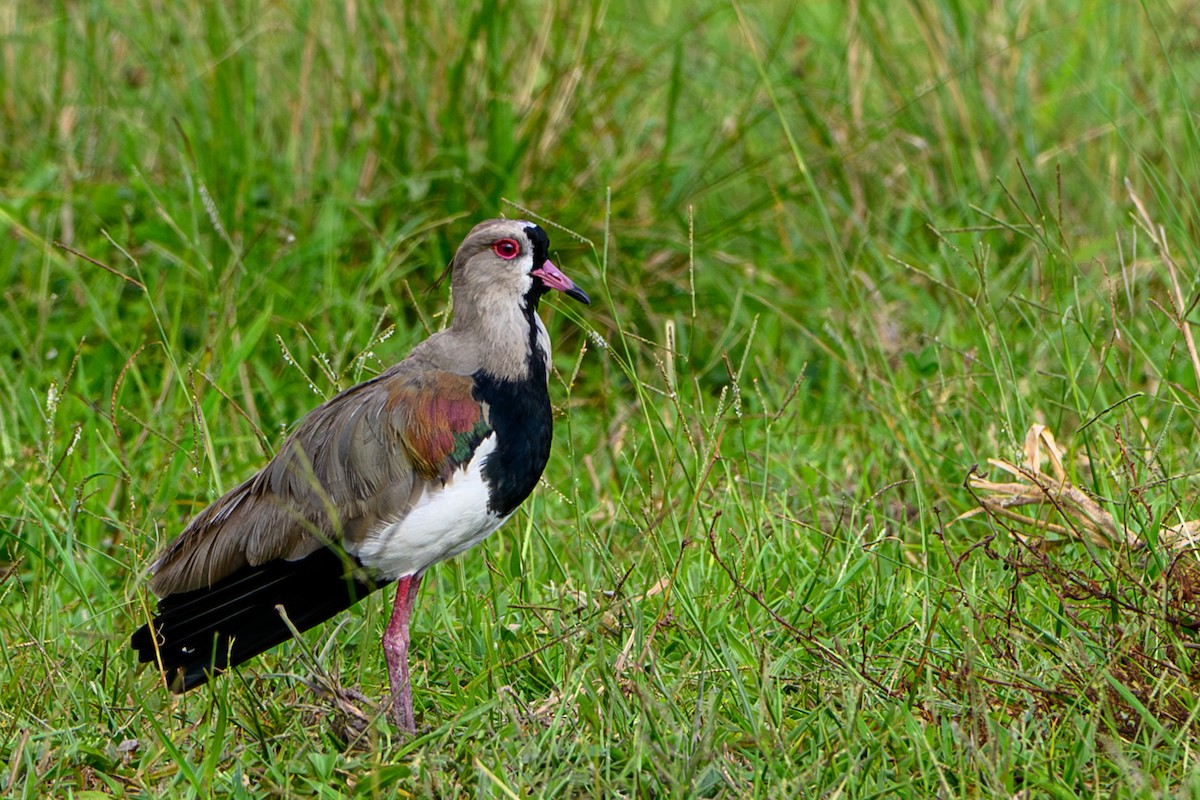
<box><xmin>472</xmin><ymin>338</ymin><xmax>553</xmax><ymax>516</ymax></box>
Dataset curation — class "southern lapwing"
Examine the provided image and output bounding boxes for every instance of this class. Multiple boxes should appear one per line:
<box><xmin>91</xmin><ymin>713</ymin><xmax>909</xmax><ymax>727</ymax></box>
<box><xmin>130</xmin><ymin>219</ymin><xmax>589</xmax><ymax>732</ymax></box>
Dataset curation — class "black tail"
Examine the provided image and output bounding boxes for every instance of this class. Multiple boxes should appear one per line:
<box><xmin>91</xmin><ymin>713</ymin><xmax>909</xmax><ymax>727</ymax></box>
<box><xmin>130</xmin><ymin>547</ymin><xmax>390</xmax><ymax>692</ymax></box>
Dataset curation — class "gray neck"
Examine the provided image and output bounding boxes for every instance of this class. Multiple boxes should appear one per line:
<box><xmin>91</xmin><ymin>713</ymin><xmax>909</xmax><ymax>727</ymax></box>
<box><xmin>414</xmin><ymin>298</ymin><xmax>550</xmax><ymax>384</ymax></box>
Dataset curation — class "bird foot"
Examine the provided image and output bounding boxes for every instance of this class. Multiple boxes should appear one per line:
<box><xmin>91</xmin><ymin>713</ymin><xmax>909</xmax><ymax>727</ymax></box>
<box><xmin>388</xmin><ymin>684</ymin><xmax>418</xmax><ymax>734</ymax></box>
<box><xmin>304</xmin><ymin>679</ymin><xmax>376</xmax><ymax>739</ymax></box>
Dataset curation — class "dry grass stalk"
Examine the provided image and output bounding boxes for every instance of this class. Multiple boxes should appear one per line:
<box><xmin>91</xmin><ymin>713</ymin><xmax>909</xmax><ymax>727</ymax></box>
<box><xmin>956</xmin><ymin>423</ymin><xmax>1200</xmax><ymax>551</ymax></box>
<box><xmin>1126</xmin><ymin>179</ymin><xmax>1200</xmax><ymax>393</ymax></box>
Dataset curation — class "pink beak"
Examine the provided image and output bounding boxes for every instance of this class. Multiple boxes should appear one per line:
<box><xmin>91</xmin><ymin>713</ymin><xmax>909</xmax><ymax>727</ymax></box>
<box><xmin>532</xmin><ymin>260</ymin><xmax>590</xmax><ymax>305</ymax></box>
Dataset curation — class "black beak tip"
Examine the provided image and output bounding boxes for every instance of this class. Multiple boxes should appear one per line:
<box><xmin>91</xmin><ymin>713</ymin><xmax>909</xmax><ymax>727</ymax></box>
<box><xmin>567</xmin><ymin>286</ymin><xmax>591</xmax><ymax>305</ymax></box>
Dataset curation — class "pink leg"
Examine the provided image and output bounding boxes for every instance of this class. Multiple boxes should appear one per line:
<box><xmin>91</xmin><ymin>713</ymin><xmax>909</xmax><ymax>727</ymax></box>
<box><xmin>382</xmin><ymin>573</ymin><xmax>423</xmax><ymax>732</ymax></box>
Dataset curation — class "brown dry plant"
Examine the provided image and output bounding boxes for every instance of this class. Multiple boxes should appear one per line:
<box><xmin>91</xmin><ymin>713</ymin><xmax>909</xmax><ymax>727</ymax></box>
<box><xmin>956</xmin><ymin>423</ymin><xmax>1200</xmax><ymax>551</ymax></box>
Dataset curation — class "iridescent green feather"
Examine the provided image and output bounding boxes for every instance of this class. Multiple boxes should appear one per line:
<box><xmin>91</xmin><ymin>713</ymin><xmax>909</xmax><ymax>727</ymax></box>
<box><xmin>449</xmin><ymin>417</ymin><xmax>492</xmax><ymax>464</ymax></box>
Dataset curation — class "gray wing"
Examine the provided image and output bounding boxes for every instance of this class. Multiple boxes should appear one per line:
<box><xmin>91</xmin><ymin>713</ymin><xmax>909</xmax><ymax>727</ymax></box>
<box><xmin>148</xmin><ymin>366</ymin><xmax>489</xmax><ymax>596</ymax></box>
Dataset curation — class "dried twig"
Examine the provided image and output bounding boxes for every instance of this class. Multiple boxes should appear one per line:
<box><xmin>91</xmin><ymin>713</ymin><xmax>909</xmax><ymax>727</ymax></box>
<box><xmin>955</xmin><ymin>423</ymin><xmax>1200</xmax><ymax>551</ymax></box>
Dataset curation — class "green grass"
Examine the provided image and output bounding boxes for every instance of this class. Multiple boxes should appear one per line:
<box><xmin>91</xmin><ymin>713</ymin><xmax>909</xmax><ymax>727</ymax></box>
<box><xmin>5</xmin><ymin>0</ymin><xmax>1200</xmax><ymax>795</ymax></box>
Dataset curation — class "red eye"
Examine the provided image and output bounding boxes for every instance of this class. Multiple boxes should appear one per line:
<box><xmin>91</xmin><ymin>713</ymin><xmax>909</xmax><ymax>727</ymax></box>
<box><xmin>493</xmin><ymin>238</ymin><xmax>520</xmax><ymax>259</ymax></box>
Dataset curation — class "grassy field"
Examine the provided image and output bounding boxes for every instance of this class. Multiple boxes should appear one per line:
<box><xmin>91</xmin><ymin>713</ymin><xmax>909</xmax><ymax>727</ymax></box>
<box><xmin>5</xmin><ymin>0</ymin><xmax>1200</xmax><ymax>795</ymax></box>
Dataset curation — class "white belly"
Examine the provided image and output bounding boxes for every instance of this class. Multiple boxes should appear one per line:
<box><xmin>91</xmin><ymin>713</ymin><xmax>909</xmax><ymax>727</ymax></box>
<box><xmin>352</xmin><ymin>436</ymin><xmax>509</xmax><ymax>579</ymax></box>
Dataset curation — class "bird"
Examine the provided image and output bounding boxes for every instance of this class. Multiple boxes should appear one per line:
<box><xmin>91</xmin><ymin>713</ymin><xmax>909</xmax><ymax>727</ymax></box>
<box><xmin>129</xmin><ymin>218</ymin><xmax>589</xmax><ymax>732</ymax></box>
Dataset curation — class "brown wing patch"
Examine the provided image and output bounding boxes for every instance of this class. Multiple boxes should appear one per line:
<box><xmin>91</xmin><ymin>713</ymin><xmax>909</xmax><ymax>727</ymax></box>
<box><xmin>389</xmin><ymin>372</ymin><xmax>491</xmax><ymax>482</ymax></box>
